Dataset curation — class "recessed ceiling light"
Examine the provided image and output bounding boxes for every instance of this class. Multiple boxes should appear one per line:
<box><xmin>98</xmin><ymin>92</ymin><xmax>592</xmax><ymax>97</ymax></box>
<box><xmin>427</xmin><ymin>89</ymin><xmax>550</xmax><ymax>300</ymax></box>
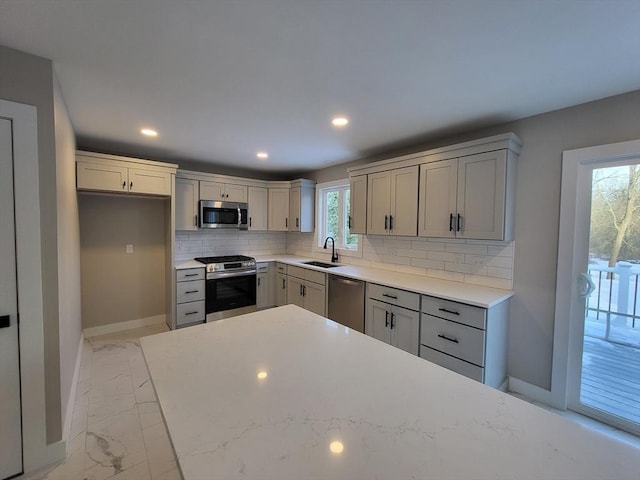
<box><xmin>141</xmin><ymin>128</ymin><xmax>158</xmax><ymax>137</ymax></box>
<box><xmin>256</xmin><ymin>151</ymin><xmax>269</xmax><ymax>159</ymax></box>
<box><xmin>331</xmin><ymin>116</ymin><xmax>349</xmax><ymax>127</ymax></box>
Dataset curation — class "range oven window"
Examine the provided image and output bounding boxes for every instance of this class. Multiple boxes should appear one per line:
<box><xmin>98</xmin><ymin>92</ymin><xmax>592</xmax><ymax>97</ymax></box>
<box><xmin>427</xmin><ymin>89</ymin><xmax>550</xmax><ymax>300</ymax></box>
<box><xmin>206</xmin><ymin>274</ymin><xmax>257</xmax><ymax>313</ymax></box>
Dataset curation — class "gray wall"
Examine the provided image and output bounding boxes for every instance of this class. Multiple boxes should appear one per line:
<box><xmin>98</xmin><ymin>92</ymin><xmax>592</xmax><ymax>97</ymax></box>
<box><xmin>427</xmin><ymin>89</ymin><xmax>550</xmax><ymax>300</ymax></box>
<box><xmin>307</xmin><ymin>90</ymin><xmax>640</xmax><ymax>390</ymax></box>
<box><xmin>53</xmin><ymin>74</ymin><xmax>82</xmax><ymax>432</ymax></box>
<box><xmin>79</xmin><ymin>195</ymin><xmax>167</xmax><ymax>329</ymax></box>
<box><xmin>0</xmin><ymin>45</ymin><xmax>63</xmax><ymax>442</ymax></box>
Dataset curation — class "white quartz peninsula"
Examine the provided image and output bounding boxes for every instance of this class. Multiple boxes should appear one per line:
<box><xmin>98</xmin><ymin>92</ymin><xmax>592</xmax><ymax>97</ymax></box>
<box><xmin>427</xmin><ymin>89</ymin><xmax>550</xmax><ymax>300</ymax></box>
<box><xmin>141</xmin><ymin>305</ymin><xmax>637</xmax><ymax>480</ymax></box>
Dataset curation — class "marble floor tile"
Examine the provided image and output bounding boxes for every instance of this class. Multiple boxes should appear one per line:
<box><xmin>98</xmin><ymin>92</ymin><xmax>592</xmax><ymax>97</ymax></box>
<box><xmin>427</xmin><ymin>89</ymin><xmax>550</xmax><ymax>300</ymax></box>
<box><xmin>142</xmin><ymin>421</ymin><xmax>179</xmax><ymax>479</ymax></box>
<box><xmin>88</xmin><ymin>393</ymin><xmax>137</xmax><ymax>427</ymax></box>
<box><xmin>84</xmin><ymin>409</ymin><xmax>148</xmax><ymax>480</ymax></box>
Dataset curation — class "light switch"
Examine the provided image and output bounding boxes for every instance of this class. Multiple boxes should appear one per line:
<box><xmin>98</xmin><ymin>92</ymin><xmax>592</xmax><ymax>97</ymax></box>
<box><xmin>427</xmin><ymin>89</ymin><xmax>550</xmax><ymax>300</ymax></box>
<box><xmin>126</xmin><ymin>244</ymin><xmax>134</xmax><ymax>254</ymax></box>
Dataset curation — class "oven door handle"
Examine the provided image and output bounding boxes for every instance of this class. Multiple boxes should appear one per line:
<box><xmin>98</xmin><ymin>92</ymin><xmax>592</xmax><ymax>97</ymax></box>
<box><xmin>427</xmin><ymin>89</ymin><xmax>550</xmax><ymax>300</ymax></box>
<box><xmin>208</xmin><ymin>269</ymin><xmax>257</xmax><ymax>280</ymax></box>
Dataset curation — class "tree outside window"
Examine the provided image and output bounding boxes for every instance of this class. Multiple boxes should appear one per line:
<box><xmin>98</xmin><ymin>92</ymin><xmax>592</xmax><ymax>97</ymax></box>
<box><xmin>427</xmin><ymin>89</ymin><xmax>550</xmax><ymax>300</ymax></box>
<box><xmin>319</xmin><ymin>184</ymin><xmax>358</xmax><ymax>251</ymax></box>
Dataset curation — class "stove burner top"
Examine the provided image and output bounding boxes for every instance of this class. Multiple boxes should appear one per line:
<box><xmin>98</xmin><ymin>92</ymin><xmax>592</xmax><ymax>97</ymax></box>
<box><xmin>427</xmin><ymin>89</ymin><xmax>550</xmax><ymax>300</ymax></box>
<box><xmin>194</xmin><ymin>255</ymin><xmax>254</xmax><ymax>264</ymax></box>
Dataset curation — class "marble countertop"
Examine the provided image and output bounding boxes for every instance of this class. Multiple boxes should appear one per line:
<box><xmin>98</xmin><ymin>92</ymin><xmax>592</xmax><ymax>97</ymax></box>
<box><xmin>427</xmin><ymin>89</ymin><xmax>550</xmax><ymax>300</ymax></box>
<box><xmin>141</xmin><ymin>305</ymin><xmax>638</xmax><ymax>480</ymax></box>
<box><xmin>175</xmin><ymin>255</ymin><xmax>512</xmax><ymax>308</ymax></box>
<box><xmin>255</xmin><ymin>254</ymin><xmax>512</xmax><ymax>308</ymax></box>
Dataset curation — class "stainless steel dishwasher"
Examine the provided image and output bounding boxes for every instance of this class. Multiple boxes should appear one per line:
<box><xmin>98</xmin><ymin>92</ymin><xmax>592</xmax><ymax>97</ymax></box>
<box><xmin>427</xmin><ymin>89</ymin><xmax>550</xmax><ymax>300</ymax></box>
<box><xmin>327</xmin><ymin>275</ymin><xmax>365</xmax><ymax>333</ymax></box>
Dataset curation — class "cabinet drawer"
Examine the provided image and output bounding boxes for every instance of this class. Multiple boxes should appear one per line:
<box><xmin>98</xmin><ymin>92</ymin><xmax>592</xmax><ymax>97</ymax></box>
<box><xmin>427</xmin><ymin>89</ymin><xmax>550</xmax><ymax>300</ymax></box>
<box><xmin>287</xmin><ymin>265</ymin><xmax>326</xmax><ymax>286</ymax></box>
<box><xmin>275</xmin><ymin>262</ymin><xmax>287</xmax><ymax>273</ymax></box>
<box><xmin>177</xmin><ymin>268</ymin><xmax>205</xmax><ymax>282</ymax></box>
<box><xmin>257</xmin><ymin>262</ymin><xmax>270</xmax><ymax>273</ymax></box>
<box><xmin>420</xmin><ymin>346</ymin><xmax>484</xmax><ymax>383</ymax></box>
<box><xmin>367</xmin><ymin>283</ymin><xmax>419</xmax><ymax>311</ymax></box>
<box><xmin>176</xmin><ymin>301</ymin><xmax>205</xmax><ymax>326</ymax></box>
<box><xmin>177</xmin><ymin>280</ymin><xmax>205</xmax><ymax>303</ymax></box>
<box><xmin>421</xmin><ymin>314</ymin><xmax>485</xmax><ymax>366</ymax></box>
<box><xmin>421</xmin><ymin>295</ymin><xmax>486</xmax><ymax>329</ymax></box>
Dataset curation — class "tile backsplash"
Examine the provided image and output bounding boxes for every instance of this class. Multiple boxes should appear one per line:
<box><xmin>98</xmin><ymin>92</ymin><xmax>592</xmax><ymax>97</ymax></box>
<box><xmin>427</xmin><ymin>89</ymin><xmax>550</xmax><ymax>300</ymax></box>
<box><xmin>176</xmin><ymin>230</ymin><xmax>514</xmax><ymax>290</ymax></box>
<box><xmin>175</xmin><ymin>230</ymin><xmax>287</xmax><ymax>262</ymax></box>
<box><xmin>287</xmin><ymin>233</ymin><xmax>515</xmax><ymax>290</ymax></box>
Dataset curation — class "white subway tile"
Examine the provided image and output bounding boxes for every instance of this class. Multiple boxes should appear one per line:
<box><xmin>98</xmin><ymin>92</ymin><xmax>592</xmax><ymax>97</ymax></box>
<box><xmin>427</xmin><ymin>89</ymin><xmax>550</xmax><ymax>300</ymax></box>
<box><xmin>464</xmin><ymin>274</ymin><xmax>513</xmax><ymax>290</ymax></box>
<box><xmin>428</xmin><ymin>251</ymin><xmax>463</xmax><ymax>263</ymax></box>
<box><xmin>445</xmin><ymin>243</ymin><xmax>488</xmax><ymax>255</ymax></box>
<box><xmin>487</xmin><ymin>266</ymin><xmax>513</xmax><ymax>279</ymax></box>
<box><xmin>396</xmin><ymin>265</ymin><xmax>427</xmax><ymax>277</ymax></box>
<box><xmin>411</xmin><ymin>258</ymin><xmax>445</xmax><ymax>269</ymax></box>
<box><xmin>427</xmin><ymin>269</ymin><xmax>465</xmax><ymax>283</ymax></box>
<box><xmin>487</xmin><ymin>244</ymin><xmax>515</xmax><ymax>257</ymax></box>
<box><xmin>446</xmin><ymin>262</ymin><xmax>487</xmax><ymax>276</ymax></box>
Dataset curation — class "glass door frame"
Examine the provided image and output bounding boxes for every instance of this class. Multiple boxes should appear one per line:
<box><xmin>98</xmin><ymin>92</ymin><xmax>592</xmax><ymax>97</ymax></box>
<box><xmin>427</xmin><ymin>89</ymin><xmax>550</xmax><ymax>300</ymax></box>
<box><xmin>552</xmin><ymin>139</ymin><xmax>640</xmax><ymax>435</ymax></box>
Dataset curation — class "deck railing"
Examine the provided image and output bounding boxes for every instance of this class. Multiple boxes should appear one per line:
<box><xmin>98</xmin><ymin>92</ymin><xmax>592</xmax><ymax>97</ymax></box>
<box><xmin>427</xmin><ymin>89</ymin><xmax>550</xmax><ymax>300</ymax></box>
<box><xmin>586</xmin><ymin>262</ymin><xmax>640</xmax><ymax>344</ymax></box>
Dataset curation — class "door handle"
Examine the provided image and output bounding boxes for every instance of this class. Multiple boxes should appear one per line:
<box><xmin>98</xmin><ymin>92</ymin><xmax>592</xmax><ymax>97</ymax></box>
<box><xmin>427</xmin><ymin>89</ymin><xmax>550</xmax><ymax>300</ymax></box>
<box><xmin>437</xmin><ymin>334</ymin><xmax>459</xmax><ymax>344</ymax></box>
<box><xmin>457</xmin><ymin>213</ymin><xmax>462</xmax><ymax>232</ymax></box>
<box><xmin>577</xmin><ymin>273</ymin><xmax>596</xmax><ymax>298</ymax></box>
<box><xmin>249</xmin><ymin>217</ymin><xmax>252</xmax><ymax>227</ymax></box>
<box><xmin>348</xmin><ymin>216</ymin><xmax>352</xmax><ymax>229</ymax></box>
<box><xmin>385</xmin><ymin>310</ymin><xmax>389</xmax><ymax>328</ymax></box>
<box><xmin>390</xmin><ymin>312</ymin><xmax>395</xmax><ymax>329</ymax></box>
<box><xmin>130</xmin><ymin>181</ymin><xmax>133</xmax><ymax>189</ymax></box>
<box><xmin>296</xmin><ymin>217</ymin><xmax>299</xmax><ymax>228</ymax></box>
<box><xmin>389</xmin><ymin>215</ymin><xmax>393</xmax><ymax>230</ymax></box>
<box><xmin>449</xmin><ymin>213</ymin><xmax>454</xmax><ymax>232</ymax></box>
<box><xmin>0</xmin><ymin>315</ymin><xmax>10</xmax><ymax>328</ymax></box>
<box><xmin>122</xmin><ymin>181</ymin><xmax>126</xmax><ymax>189</ymax></box>
<box><xmin>384</xmin><ymin>215</ymin><xmax>388</xmax><ymax>230</ymax></box>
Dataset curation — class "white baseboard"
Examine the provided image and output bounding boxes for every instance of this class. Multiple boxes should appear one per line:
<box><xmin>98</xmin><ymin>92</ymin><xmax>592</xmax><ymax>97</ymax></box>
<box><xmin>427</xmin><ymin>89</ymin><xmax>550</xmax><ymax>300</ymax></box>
<box><xmin>83</xmin><ymin>314</ymin><xmax>166</xmax><ymax>338</ymax></box>
<box><xmin>62</xmin><ymin>333</ymin><xmax>84</xmax><ymax>448</ymax></box>
<box><xmin>508</xmin><ymin>376</ymin><xmax>554</xmax><ymax>406</ymax></box>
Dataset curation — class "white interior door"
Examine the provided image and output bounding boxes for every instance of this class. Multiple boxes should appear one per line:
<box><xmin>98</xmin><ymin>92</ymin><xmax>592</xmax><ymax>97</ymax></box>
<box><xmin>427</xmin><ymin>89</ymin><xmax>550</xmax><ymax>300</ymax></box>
<box><xmin>0</xmin><ymin>117</ymin><xmax>23</xmax><ymax>478</ymax></box>
<box><xmin>554</xmin><ymin>140</ymin><xmax>640</xmax><ymax>436</ymax></box>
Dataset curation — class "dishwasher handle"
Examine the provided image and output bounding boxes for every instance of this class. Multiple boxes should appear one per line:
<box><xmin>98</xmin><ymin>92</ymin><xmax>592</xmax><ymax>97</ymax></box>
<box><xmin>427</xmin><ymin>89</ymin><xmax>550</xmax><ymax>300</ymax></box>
<box><xmin>331</xmin><ymin>277</ymin><xmax>362</xmax><ymax>287</ymax></box>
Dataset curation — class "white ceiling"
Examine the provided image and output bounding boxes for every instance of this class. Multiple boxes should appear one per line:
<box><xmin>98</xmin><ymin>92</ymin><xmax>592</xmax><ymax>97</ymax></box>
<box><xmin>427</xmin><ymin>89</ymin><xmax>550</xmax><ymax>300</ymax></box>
<box><xmin>1</xmin><ymin>0</ymin><xmax>639</xmax><ymax>174</ymax></box>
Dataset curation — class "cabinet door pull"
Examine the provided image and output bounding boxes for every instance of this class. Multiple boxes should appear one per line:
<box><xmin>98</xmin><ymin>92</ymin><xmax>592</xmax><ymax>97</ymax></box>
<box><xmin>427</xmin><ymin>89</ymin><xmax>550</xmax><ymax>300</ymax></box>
<box><xmin>302</xmin><ymin>285</ymin><xmax>306</xmax><ymax>296</ymax></box>
<box><xmin>299</xmin><ymin>284</ymin><xmax>303</xmax><ymax>296</ymax></box>
<box><xmin>348</xmin><ymin>216</ymin><xmax>352</xmax><ymax>229</ymax></box>
<box><xmin>457</xmin><ymin>213</ymin><xmax>462</xmax><ymax>232</ymax></box>
<box><xmin>130</xmin><ymin>181</ymin><xmax>133</xmax><ymax>189</ymax></box>
<box><xmin>185</xmin><ymin>290</ymin><xmax>199</xmax><ymax>294</ymax></box>
<box><xmin>285</xmin><ymin>217</ymin><xmax>288</xmax><ymax>228</ymax></box>
<box><xmin>390</xmin><ymin>312</ymin><xmax>395</xmax><ymax>329</ymax></box>
<box><xmin>257</xmin><ymin>278</ymin><xmax>261</xmax><ymax>286</ymax></box>
<box><xmin>449</xmin><ymin>213</ymin><xmax>454</xmax><ymax>232</ymax></box>
<box><xmin>122</xmin><ymin>181</ymin><xmax>126</xmax><ymax>189</ymax></box>
<box><xmin>382</xmin><ymin>293</ymin><xmax>398</xmax><ymax>300</ymax></box>
<box><xmin>195</xmin><ymin>214</ymin><xmax>198</xmax><ymax>227</ymax></box>
<box><xmin>282</xmin><ymin>278</ymin><xmax>286</xmax><ymax>289</ymax></box>
<box><xmin>384</xmin><ymin>215</ymin><xmax>388</xmax><ymax>230</ymax></box>
<box><xmin>249</xmin><ymin>217</ymin><xmax>252</xmax><ymax>227</ymax></box>
<box><xmin>438</xmin><ymin>307</ymin><xmax>460</xmax><ymax>316</ymax></box>
<box><xmin>437</xmin><ymin>334</ymin><xmax>459</xmax><ymax>344</ymax></box>
<box><xmin>389</xmin><ymin>215</ymin><xmax>393</xmax><ymax>230</ymax></box>
<box><xmin>184</xmin><ymin>273</ymin><xmax>198</xmax><ymax>277</ymax></box>
<box><xmin>296</xmin><ymin>217</ymin><xmax>299</xmax><ymax>228</ymax></box>
<box><xmin>184</xmin><ymin>311</ymin><xmax>199</xmax><ymax>316</ymax></box>
<box><xmin>385</xmin><ymin>310</ymin><xmax>389</xmax><ymax>328</ymax></box>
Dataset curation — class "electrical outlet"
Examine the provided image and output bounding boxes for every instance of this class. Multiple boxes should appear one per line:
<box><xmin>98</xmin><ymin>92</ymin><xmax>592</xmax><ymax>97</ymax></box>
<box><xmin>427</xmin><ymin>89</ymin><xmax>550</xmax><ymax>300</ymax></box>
<box><xmin>126</xmin><ymin>244</ymin><xmax>134</xmax><ymax>254</ymax></box>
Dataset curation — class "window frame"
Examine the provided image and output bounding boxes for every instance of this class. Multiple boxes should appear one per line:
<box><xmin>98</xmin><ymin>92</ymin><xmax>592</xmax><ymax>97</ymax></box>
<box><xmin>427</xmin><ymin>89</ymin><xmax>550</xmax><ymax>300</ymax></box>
<box><xmin>314</xmin><ymin>179</ymin><xmax>362</xmax><ymax>258</ymax></box>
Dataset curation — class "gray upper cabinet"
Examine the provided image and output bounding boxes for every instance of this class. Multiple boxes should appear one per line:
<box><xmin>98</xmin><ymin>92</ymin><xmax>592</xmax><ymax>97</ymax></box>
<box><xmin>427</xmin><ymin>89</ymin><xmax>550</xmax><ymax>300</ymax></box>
<box><xmin>248</xmin><ymin>186</ymin><xmax>268</xmax><ymax>231</ymax></box>
<box><xmin>289</xmin><ymin>180</ymin><xmax>315</xmax><ymax>232</ymax></box>
<box><xmin>419</xmin><ymin>150</ymin><xmax>515</xmax><ymax>241</ymax></box>
<box><xmin>200</xmin><ymin>180</ymin><xmax>247</xmax><ymax>202</ymax></box>
<box><xmin>366</xmin><ymin>166</ymin><xmax>418</xmax><ymax>236</ymax></box>
<box><xmin>349</xmin><ymin>175</ymin><xmax>367</xmax><ymax>235</ymax></box>
<box><xmin>175</xmin><ymin>178</ymin><xmax>199</xmax><ymax>231</ymax></box>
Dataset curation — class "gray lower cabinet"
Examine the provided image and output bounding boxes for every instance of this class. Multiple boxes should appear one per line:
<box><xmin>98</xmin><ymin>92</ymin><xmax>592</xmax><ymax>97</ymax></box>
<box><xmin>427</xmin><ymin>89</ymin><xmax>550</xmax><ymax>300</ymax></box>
<box><xmin>175</xmin><ymin>267</ymin><xmax>206</xmax><ymax>328</ymax></box>
<box><xmin>275</xmin><ymin>263</ymin><xmax>287</xmax><ymax>306</ymax></box>
<box><xmin>256</xmin><ymin>262</ymin><xmax>275</xmax><ymax>309</ymax></box>
<box><xmin>365</xmin><ymin>283</ymin><xmax>420</xmax><ymax>355</ymax></box>
<box><xmin>419</xmin><ymin>295</ymin><xmax>508</xmax><ymax>388</ymax></box>
<box><xmin>286</xmin><ymin>265</ymin><xmax>326</xmax><ymax>316</ymax></box>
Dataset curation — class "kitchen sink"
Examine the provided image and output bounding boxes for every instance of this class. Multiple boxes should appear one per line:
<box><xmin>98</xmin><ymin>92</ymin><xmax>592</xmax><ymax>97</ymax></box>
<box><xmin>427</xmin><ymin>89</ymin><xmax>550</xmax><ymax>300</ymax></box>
<box><xmin>303</xmin><ymin>261</ymin><xmax>340</xmax><ymax>268</ymax></box>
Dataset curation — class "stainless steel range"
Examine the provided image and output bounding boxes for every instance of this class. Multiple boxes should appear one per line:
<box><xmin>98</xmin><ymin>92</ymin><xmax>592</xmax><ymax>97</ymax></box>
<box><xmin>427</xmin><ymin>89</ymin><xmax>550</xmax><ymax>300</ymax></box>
<box><xmin>194</xmin><ymin>255</ymin><xmax>257</xmax><ymax>321</ymax></box>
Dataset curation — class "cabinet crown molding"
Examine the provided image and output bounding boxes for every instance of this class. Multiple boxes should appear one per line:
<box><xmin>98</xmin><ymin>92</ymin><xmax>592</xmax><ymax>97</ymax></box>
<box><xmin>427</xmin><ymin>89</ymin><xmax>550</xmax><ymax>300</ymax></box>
<box><xmin>348</xmin><ymin>132</ymin><xmax>522</xmax><ymax>177</ymax></box>
<box><xmin>76</xmin><ymin>150</ymin><xmax>178</xmax><ymax>172</ymax></box>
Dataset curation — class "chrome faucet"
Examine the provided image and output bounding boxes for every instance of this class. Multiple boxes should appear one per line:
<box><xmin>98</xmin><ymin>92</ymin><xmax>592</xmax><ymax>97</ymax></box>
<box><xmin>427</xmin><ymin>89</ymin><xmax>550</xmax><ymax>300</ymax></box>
<box><xmin>323</xmin><ymin>236</ymin><xmax>339</xmax><ymax>263</ymax></box>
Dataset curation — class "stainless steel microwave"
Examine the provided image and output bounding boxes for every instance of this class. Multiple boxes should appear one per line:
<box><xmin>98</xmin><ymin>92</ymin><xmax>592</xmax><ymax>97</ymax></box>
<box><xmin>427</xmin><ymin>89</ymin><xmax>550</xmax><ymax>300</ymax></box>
<box><xmin>199</xmin><ymin>200</ymin><xmax>248</xmax><ymax>230</ymax></box>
